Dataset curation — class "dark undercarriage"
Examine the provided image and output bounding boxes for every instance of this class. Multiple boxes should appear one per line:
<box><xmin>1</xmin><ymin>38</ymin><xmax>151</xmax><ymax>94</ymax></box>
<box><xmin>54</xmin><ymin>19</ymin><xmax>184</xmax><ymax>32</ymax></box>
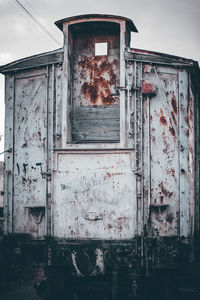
<box><xmin>1</xmin><ymin>235</ymin><xmax>200</xmax><ymax>299</ymax></box>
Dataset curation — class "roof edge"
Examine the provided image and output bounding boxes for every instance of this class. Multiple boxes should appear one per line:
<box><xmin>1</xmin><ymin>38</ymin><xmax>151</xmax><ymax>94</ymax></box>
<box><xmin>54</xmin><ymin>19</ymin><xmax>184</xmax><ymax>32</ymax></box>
<box><xmin>55</xmin><ymin>14</ymin><xmax>138</xmax><ymax>32</ymax></box>
<box><xmin>130</xmin><ymin>48</ymin><xmax>196</xmax><ymax>65</ymax></box>
<box><xmin>0</xmin><ymin>48</ymin><xmax>63</xmax><ymax>74</ymax></box>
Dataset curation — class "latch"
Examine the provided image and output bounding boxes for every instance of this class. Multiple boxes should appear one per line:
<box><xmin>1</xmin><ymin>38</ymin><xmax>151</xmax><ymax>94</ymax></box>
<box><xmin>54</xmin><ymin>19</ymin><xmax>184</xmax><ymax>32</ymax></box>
<box><xmin>85</xmin><ymin>212</ymin><xmax>103</xmax><ymax>221</ymax></box>
<box><xmin>36</xmin><ymin>163</ymin><xmax>51</xmax><ymax>179</ymax></box>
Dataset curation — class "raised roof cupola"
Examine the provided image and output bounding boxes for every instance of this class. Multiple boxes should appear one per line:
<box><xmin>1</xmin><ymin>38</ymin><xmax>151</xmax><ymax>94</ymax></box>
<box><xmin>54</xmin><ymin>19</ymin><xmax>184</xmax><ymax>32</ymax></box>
<box><xmin>55</xmin><ymin>14</ymin><xmax>138</xmax><ymax>144</ymax></box>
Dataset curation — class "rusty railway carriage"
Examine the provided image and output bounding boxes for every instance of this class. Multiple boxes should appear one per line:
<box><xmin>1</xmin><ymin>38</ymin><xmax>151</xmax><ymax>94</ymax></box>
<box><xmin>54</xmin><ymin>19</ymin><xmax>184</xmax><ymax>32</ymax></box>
<box><xmin>0</xmin><ymin>14</ymin><xmax>200</xmax><ymax>299</ymax></box>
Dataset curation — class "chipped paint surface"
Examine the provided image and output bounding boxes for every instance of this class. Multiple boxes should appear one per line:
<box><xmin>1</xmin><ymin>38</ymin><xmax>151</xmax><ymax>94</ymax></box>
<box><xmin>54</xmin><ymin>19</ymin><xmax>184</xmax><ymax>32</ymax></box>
<box><xmin>13</xmin><ymin>68</ymin><xmax>47</xmax><ymax>237</ymax></box>
<box><xmin>53</xmin><ymin>151</ymin><xmax>136</xmax><ymax>239</ymax></box>
<box><xmin>143</xmin><ymin>66</ymin><xmax>180</xmax><ymax>236</ymax></box>
<box><xmin>3</xmin><ymin>49</ymin><xmax>196</xmax><ymax>240</ymax></box>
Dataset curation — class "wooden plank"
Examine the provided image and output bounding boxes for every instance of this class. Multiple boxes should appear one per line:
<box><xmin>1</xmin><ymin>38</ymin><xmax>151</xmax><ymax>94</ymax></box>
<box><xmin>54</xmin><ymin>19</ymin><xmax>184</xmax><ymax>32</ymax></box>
<box><xmin>179</xmin><ymin>69</ymin><xmax>190</xmax><ymax>237</ymax></box>
<box><xmin>73</xmin><ymin>106</ymin><xmax>120</xmax><ymax>120</ymax></box>
<box><xmin>72</xmin><ymin>106</ymin><xmax>120</xmax><ymax>142</ymax></box>
<box><xmin>73</xmin><ymin>118</ymin><xmax>120</xmax><ymax>131</ymax></box>
<box><xmin>72</xmin><ymin>130</ymin><xmax>120</xmax><ymax>142</ymax></box>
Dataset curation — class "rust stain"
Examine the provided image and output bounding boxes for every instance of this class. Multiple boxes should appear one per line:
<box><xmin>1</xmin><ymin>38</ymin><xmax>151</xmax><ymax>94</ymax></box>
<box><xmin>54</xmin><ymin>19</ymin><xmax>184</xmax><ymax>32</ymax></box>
<box><xmin>169</xmin><ymin>126</ymin><xmax>175</xmax><ymax>137</ymax></box>
<box><xmin>169</xmin><ymin>117</ymin><xmax>175</xmax><ymax>137</ymax></box>
<box><xmin>79</xmin><ymin>56</ymin><xmax>119</xmax><ymax>106</ymax></box>
<box><xmin>171</xmin><ymin>111</ymin><xmax>177</xmax><ymax>126</ymax></box>
<box><xmin>190</xmin><ymin>109</ymin><xmax>193</xmax><ymax>122</ymax></box>
<box><xmin>160</xmin><ymin>110</ymin><xmax>167</xmax><ymax>126</ymax></box>
<box><xmin>144</xmin><ymin>64</ymin><xmax>152</xmax><ymax>73</ymax></box>
<box><xmin>142</xmin><ymin>80</ymin><xmax>155</xmax><ymax>95</ymax></box>
<box><xmin>158</xmin><ymin>182</ymin><xmax>173</xmax><ymax>198</ymax></box>
<box><xmin>171</xmin><ymin>95</ymin><xmax>177</xmax><ymax>114</ymax></box>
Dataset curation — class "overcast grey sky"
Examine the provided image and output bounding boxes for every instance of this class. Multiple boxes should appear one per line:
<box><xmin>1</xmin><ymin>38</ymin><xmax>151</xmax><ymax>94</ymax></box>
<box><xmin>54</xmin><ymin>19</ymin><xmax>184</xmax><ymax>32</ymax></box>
<box><xmin>0</xmin><ymin>0</ymin><xmax>200</xmax><ymax>155</ymax></box>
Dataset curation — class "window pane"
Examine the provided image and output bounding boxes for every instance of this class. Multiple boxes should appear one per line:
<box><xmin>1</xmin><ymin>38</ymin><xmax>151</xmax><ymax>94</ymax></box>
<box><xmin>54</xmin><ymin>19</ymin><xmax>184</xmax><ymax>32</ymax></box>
<box><xmin>95</xmin><ymin>42</ymin><xmax>108</xmax><ymax>56</ymax></box>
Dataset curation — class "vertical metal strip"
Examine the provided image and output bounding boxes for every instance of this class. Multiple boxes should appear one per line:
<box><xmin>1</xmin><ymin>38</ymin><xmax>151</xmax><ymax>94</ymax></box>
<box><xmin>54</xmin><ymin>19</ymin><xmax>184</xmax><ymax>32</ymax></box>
<box><xmin>46</xmin><ymin>64</ymin><xmax>54</xmax><ymax>237</ymax></box>
<box><xmin>134</xmin><ymin>62</ymin><xmax>143</xmax><ymax>236</ymax></box>
<box><xmin>147</xmin><ymin>96</ymin><xmax>151</xmax><ymax>219</ymax></box>
<box><xmin>61</xmin><ymin>24</ymin><xmax>69</xmax><ymax>146</ymax></box>
<box><xmin>11</xmin><ymin>74</ymin><xmax>15</xmax><ymax>233</ymax></box>
<box><xmin>142</xmin><ymin>92</ymin><xmax>150</xmax><ymax>232</ymax></box>
<box><xmin>46</xmin><ymin>65</ymin><xmax>50</xmax><ymax>236</ymax></box>
<box><xmin>119</xmin><ymin>20</ymin><xmax>126</xmax><ymax>147</ymax></box>
<box><xmin>50</xmin><ymin>65</ymin><xmax>55</xmax><ymax>237</ymax></box>
<box><xmin>195</xmin><ymin>86</ymin><xmax>200</xmax><ymax>233</ymax></box>
<box><xmin>179</xmin><ymin>69</ymin><xmax>190</xmax><ymax>237</ymax></box>
<box><xmin>188</xmin><ymin>75</ymin><xmax>195</xmax><ymax>235</ymax></box>
<box><xmin>4</xmin><ymin>74</ymin><xmax>14</xmax><ymax>234</ymax></box>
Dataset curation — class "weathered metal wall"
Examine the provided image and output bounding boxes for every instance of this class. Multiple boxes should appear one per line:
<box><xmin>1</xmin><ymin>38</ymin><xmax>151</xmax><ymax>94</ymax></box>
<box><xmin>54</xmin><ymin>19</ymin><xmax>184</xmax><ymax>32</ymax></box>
<box><xmin>2</xmin><ymin>17</ymin><xmax>198</xmax><ymax>243</ymax></box>
<box><xmin>3</xmin><ymin>60</ymin><xmax>197</xmax><ymax>240</ymax></box>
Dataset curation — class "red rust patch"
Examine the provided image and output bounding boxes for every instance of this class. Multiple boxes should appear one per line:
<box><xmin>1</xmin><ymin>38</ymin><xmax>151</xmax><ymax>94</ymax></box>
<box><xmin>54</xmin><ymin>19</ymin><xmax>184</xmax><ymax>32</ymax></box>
<box><xmin>144</xmin><ymin>64</ymin><xmax>152</xmax><ymax>73</ymax></box>
<box><xmin>160</xmin><ymin>110</ymin><xmax>167</xmax><ymax>126</ymax></box>
<box><xmin>142</xmin><ymin>81</ymin><xmax>155</xmax><ymax>95</ymax></box>
<box><xmin>169</xmin><ymin>126</ymin><xmax>175</xmax><ymax>137</ymax></box>
<box><xmin>169</xmin><ymin>117</ymin><xmax>176</xmax><ymax>137</ymax></box>
<box><xmin>171</xmin><ymin>95</ymin><xmax>177</xmax><ymax>114</ymax></box>
<box><xmin>171</xmin><ymin>111</ymin><xmax>177</xmax><ymax>126</ymax></box>
<box><xmin>79</xmin><ymin>56</ymin><xmax>119</xmax><ymax>105</ymax></box>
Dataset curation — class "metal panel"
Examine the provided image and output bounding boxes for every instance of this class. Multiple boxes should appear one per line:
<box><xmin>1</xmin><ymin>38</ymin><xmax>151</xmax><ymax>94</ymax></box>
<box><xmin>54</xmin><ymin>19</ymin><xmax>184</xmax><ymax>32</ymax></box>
<box><xmin>13</xmin><ymin>68</ymin><xmax>47</xmax><ymax>237</ymax></box>
<box><xmin>53</xmin><ymin>151</ymin><xmax>136</xmax><ymax>239</ymax></box>
<box><xmin>179</xmin><ymin>69</ymin><xmax>190</xmax><ymax>237</ymax></box>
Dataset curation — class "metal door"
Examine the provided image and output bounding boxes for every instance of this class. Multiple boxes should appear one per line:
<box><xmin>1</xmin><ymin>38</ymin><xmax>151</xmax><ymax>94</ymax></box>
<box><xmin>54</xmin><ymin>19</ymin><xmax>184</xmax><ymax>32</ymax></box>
<box><xmin>13</xmin><ymin>68</ymin><xmax>47</xmax><ymax>237</ymax></box>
